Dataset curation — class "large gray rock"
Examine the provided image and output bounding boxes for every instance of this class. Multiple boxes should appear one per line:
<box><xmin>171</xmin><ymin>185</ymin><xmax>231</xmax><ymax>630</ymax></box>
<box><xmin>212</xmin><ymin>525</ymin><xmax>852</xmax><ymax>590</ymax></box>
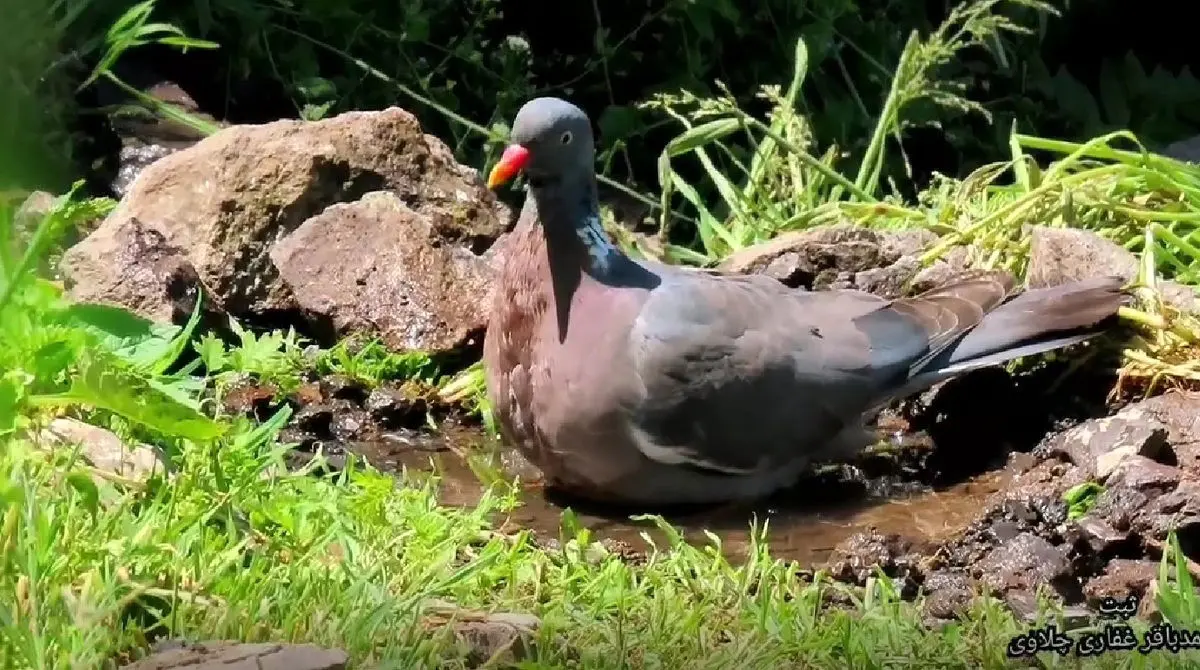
<box><xmin>120</xmin><ymin>641</ymin><xmax>347</xmax><ymax>670</ymax></box>
<box><xmin>718</xmin><ymin>224</ymin><xmax>939</xmax><ymax>298</ymax></box>
<box><xmin>1025</xmin><ymin>225</ymin><xmax>1198</xmax><ymax>313</ymax></box>
<box><xmin>61</xmin><ymin>107</ymin><xmax>513</xmax><ymax>355</ymax></box>
<box><xmin>270</xmin><ymin>191</ymin><xmax>494</xmax><ymax>354</ymax></box>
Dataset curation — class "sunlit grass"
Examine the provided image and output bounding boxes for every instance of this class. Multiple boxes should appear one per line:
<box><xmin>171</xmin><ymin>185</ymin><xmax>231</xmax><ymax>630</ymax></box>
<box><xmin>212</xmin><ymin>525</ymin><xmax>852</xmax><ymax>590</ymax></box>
<box><xmin>5</xmin><ymin>0</ymin><xmax>1200</xmax><ymax>667</ymax></box>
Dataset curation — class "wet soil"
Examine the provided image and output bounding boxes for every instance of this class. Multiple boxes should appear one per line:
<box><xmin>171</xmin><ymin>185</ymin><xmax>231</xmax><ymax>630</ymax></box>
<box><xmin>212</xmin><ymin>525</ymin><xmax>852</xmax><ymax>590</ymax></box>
<box><xmin>220</xmin><ymin>362</ymin><xmax>1095</xmax><ymax>562</ymax></box>
<box><xmin>355</xmin><ymin>436</ymin><xmax>1011</xmax><ymax>565</ymax></box>
<box><xmin>221</xmin><ymin>359</ymin><xmax>1200</xmax><ymax>625</ymax></box>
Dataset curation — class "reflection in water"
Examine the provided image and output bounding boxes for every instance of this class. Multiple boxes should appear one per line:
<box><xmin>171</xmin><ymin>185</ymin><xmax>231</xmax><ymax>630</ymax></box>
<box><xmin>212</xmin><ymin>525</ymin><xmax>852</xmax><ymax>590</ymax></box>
<box><xmin>346</xmin><ymin>426</ymin><xmax>1008</xmax><ymax>566</ymax></box>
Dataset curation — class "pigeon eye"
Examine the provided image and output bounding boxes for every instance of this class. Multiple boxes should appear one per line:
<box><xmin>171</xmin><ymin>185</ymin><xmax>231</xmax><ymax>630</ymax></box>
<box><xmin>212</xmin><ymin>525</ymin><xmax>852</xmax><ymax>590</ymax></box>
<box><xmin>560</xmin><ymin>131</ymin><xmax>573</xmax><ymax>145</ymax></box>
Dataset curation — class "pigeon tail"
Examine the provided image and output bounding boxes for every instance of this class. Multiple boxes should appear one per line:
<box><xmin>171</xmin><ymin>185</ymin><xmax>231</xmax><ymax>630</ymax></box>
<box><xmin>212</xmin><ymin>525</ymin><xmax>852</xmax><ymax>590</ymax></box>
<box><xmin>898</xmin><ymin>273</ymin><xmax>1129</xmax><ymax>396</ymax></box>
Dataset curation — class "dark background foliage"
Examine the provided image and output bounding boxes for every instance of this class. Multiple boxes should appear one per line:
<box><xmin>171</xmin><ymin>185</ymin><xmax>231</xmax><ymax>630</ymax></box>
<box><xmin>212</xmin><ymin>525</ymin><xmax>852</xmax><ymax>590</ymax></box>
<box><xmin>5</xmin><ymin>0</ymin><xmax>1200</xmax><ymax>201</ymax></box>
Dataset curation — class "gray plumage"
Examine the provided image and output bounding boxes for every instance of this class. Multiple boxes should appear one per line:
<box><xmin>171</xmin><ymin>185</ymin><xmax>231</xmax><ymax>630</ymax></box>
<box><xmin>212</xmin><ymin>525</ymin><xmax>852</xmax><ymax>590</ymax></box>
<box><xmin>483</xmin><ymin>97</ymin><xmax>1129</xmax><ymax>506</ymax></box>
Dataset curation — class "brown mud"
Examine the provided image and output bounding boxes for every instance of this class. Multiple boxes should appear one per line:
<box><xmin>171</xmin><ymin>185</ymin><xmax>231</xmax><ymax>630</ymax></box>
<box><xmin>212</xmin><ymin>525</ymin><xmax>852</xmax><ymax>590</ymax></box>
<box><xmin>219</xmin><ymin>356</ymin><xmax>1200</xmax><ymax>624</ymax></box>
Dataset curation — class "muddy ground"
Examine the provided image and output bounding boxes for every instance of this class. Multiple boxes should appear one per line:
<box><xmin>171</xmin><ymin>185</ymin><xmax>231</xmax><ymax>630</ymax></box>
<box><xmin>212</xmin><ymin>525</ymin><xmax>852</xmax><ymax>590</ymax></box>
<box><xmin>220</xmin><ymin>352</ymin><xmax>1200</xmax><ymax>627</ymax></box>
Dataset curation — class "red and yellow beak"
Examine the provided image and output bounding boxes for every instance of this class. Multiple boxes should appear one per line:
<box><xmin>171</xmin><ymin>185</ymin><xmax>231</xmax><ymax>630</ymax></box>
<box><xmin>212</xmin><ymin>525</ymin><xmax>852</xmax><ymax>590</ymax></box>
<box><xmin>486</xmin><ymin>144</ymin><xmax>531</xmax><ymax>189</ymax></box>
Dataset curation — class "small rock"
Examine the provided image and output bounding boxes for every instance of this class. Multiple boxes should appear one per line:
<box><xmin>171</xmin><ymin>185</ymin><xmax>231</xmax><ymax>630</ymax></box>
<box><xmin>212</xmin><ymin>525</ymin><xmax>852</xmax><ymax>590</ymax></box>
<box><xmin>222</xmin><ymin>382</ymin><xmax>279</xmax><ymax>418</ymax></box>
<box><xmin>1003</xmin><ymin>590</ymin><xmax>1041</xmax><ymax>623</ymax></box>
<box><xmin>1006</xmin><ymin>451</ymin><xmax>1039</xmax><ymax>475</ymax></box>
<box><xmin>1088</xmin><ymin>485</ymin><xmax>1152</xmax><ymax>532</ymax></box>
<box><xmin>1072</xmin><ymin>515</ymin><xmax>1132</xmax><ymax>555</ymax></box>
<box><xmin>1105</xmin><ymin>455</ymin><xmax>1182</xmax><ymax>494</ymax></box>
<box><xmin>15</xmin><ymin>191</ymin><xmax>57</xmax><ymax>228</ymax></box>
<box><xmin>291</xmin><ymin>382</ymin><xmax>323</xmax><ymax>406</ymax></box>
<box><xmin>364</xmin><ymin>382</ymin><xmax>428</xmax><ymax>428</ymax></box>
<box><xmin>880</xmin><ymin>228</ymin><xmax>940</xmax><ymax>258</ymax></box>
<box><xmin>38</xmin><ymin>418</ymin><xmax>167</xmax><ymax>482</ymax></box>
<box><xmin>1160</xmin><ymin>281</ymin><xmax>1200</xmax><ymax>314</ymax></box>
<box><xmin>975</xmin><ymin>532</ymin><xmax>1071</xmax><ymax>596</ymax></box>
<box><xmin>277</xmin><ymin>426</ymin><xmax>318</xmax><ymax>451</ymax></box>
<box><xmin>909</xmin><ymin>246</ymin><xmax>971</xmax><ymax>294</ymax></box>
<box><xmin>119</xmin><ymin>640</ymin><xmax>348</xmax><ymax>670</ymax></box>
<box><xmin>827</xmin><ymin>530</ymin><xmax>917</xmax><ymax>586</ymax></box>
<box><xmin>1130</xmin><ymin>391</ymin><xmax>1200</xmax><ymax>476</ymax></box>
<box><xmin>1082</xmin><ymin>559</ymin><xmax>1159</xmax><ymax>608</ymax></box>
<box><xmin>1042</xmin><ymin>412</ymin><xmax>1170</xmax><ymax>478</ymax></box>
<box><xmin>1028</xmin><ymin>493</ymin><xmax>1070</xmax><ymax>528</ymax></box>
<box><xmin>1163</xmin><ymin>134</ymin><xmax>1200</xmax><ymax>163</ymax></box>
<box><xmin>853</xmin><ymin>255</ymin><xmax>923</xmax><ymax>299</ymax></box>
<box><xmin>293</xmin><ymin>404</ymin><xmax>334</xmax><ymax>436</ymax></box>
<box><xmin>1135</xmin><ymin>479</ymin><xmax>1200</xmax><ymax>541</ymax></box>
<box><xmin>1025</xmin><ymin>226</ymin><xmax>1195</xmax><ymax>312</ymax></box>
<box><xmin>717</xmin><ymin>225</ymin><xmax>930</xmax><ymax>296</ymax></box>
<box><xmin>988</xmin><ymin>520</ymin><xmax>1024</xmax><ymax>544</ymax></box>
<box><xmin>329</xmin><ymin>408</ymin><xmax>372</xmax><ymax>441</ymax></box>
<box><xmin>271</xmin><ymin>191</ymin><xmax>496</xmax><ymax>354</ymax></box>
<box><xmin>60</xmin><ymin>218</ymin><xmax>207</xmax><ymax>325</ymax></box>
<box><xmin>452</xmin><ymin>614</ymin><xmax>540</xmax><ymax>666</ymax></box>
<box><xmin>921</xmin><ymin>570</ymin><xmax>975</xmax><ymax>619</ymax></box>
<box><xmin>421</xmin><ymin>601</ymin><xmax>540</xmax><ymax>667</ymax></box>
<box><xmin>318</xmin><ymin>375</ymin><xmax>368</xmax><ymax>404</ymax></box>
<box><xmin>1025</xmin><ymin>226</ymin><xmax>1137</xmax><ymax>290</ymax></box>
<box><xmin>1095</xmin><ymin>446</ymin><xmax>1137</xmax><ymax>481</ymax></box>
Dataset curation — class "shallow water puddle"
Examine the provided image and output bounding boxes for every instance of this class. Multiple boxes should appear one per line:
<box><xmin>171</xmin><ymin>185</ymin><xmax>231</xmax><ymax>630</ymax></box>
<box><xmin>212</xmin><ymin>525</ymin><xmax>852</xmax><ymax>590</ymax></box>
<box><xmin>343</xmin><ymin>426</ymin><xmax>1010</xmax><ymax>565</ymax></box>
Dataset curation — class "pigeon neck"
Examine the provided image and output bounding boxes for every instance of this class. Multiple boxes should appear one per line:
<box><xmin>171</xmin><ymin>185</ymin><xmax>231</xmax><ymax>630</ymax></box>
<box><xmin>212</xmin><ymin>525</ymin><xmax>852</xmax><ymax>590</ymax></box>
<box><xmin>532</xmin><ymin>177</ymin><xmax>626</xmax><ymax>280</ymax></box>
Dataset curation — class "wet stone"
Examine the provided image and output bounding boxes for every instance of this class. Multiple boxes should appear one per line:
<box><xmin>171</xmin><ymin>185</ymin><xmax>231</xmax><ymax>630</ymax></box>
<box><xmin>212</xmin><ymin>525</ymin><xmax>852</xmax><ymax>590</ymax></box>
<box><xmin>827</xmin><ymin>530</ymin><xmax>918</xmax><ymax>588</ymax></box>
<box><xmin>1088</xmin><ymin>485</ymin><xmax>1151</xmax><ymax>533</ymax></box>
<box><xmin>1003</xmin><ymin>590</ymin><xmax>1041</xmax><ymax>623</ymax></box>
<box><xmin>1105</xmin><ymin>455</ymin><xmax>1182</xmax><ymax>494</ymax></box>
<box><xmin>318</xmin><ymin>375</ymin><xmax>369</xmax><ymax>404</ymax></box>
<box><xmin>329</xmin><ymin>407</ymin><xmax>372</xmax><ymax>441</ymax></box>
<box><xmin>1072</xmin><ymin>515</ymin><xmax>1132</xmax><ymax>555</ymax></box>
<box><xmin>974</xmin><ymin>533</ymin><xmax>1071</xmax><ymax>596</ymax></box>
<box><xmin>377</xmin><ymin>430</ymin><xmax>447</xmax><ymax>452</ymax></box>
<box><xmin>222</xmin><ymin>382</ymin><xmax>279</xmax><ymax>418</ymax></box>
<box><xmin>921</xmin><ymin>570</ymin><xmax>974</xmax><ymax>620</ymax></box>
<box><xmin>293</xmin><ymin>403</ymin><xmax>335</xmax><ymax>436</ymax></box>
<box><xmin>365</xmin><ymin>382</ymin><xmax>428</xmax><ymax>428</ymax></box>
<box><xmin>1082</xmin><ymin>559</ymin><xmax>1159</xmax><ymax>607</ymax></box>
<box><xmin>1030</xmin><ymin>494</ymin><xmax>1069</xmax><ymax>528</ymax></box>
<box><xmin>278</xmin><ymin>426</ymin><xmax>319</xmax><ymax>451</ymax></box>
<box><xmin>988</xmin><ymin>520</ymin><xmax>1025</xmax><ymax>544</ymax></box>
<box><xmin>1041</xmin><ymin>413</ymin><xmax>1171</xmax><ymax>479</ymax></box>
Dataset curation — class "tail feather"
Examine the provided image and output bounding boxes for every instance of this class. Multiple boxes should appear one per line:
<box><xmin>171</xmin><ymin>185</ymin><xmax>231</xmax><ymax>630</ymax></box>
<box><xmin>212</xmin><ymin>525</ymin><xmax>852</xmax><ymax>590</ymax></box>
<box><xmin>868</xmin><ymin>273</ymin><xmax>1128</xmax><ymax>410</ymax></box>
<box><xmin>931</xmin><ymin>274</ymin><xmax>1128</xmax><ymax>370</ymax></box>
<box><xmin>886</xmin><ymin>269</ymin><xmax>1017</xmax><ymax>375</ymax></box>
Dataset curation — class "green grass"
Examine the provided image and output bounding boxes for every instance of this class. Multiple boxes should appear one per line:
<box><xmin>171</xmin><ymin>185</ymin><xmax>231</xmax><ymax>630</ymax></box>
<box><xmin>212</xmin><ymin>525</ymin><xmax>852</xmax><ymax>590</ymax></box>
<box><xmin>6</xmin><ymin>2</ymin><xmax>1200</xmax><ymax>668</ymax></box>
<box><xmin>5</xmin><ymin>164</ymin><xmax>1200</xmax><ymax>670</ymax></box>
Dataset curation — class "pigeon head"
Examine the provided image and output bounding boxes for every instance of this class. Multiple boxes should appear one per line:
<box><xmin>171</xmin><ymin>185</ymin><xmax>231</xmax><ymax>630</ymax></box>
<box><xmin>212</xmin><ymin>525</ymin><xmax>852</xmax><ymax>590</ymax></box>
<box><xmin>487</xmin><ymin>97</ymin><xmax>594</xmax><ymax>190</ymax></box>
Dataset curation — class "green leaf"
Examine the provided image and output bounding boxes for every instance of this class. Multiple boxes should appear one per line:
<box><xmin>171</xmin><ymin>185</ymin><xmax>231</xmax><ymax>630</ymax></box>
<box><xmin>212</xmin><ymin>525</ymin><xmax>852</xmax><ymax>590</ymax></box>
<box><xmin>49</xmin><ymin>301</ymin><xmax>197</xmax><ymax>374</ymax></box>
<box><xmin>32</xmin><ymin>351</ymin><xmax>225</xmax><ymax>442</ymax></box>
<box><xmin>0</xmin><ymin>371</ymin><xmax>25</xmax><ymax>435</ymax></box>
<box><xmin>195</xmin><ymin>333</ymin><xmax>228</xmax><ymax>373</ymax></box>
<box><xmin>1062</xmin><ymin>480</ymin><xmax>1103</xmax><ymax>520</ymax></box>
<box><xmin>662</xmin><ymin>119</ymin><xmax>741</xmax><ymax>159</ymax></box>
<box><xmin>66</xmin><ymin>472</ymin><xmax>100</xmax><ymax>516</ymax></box>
